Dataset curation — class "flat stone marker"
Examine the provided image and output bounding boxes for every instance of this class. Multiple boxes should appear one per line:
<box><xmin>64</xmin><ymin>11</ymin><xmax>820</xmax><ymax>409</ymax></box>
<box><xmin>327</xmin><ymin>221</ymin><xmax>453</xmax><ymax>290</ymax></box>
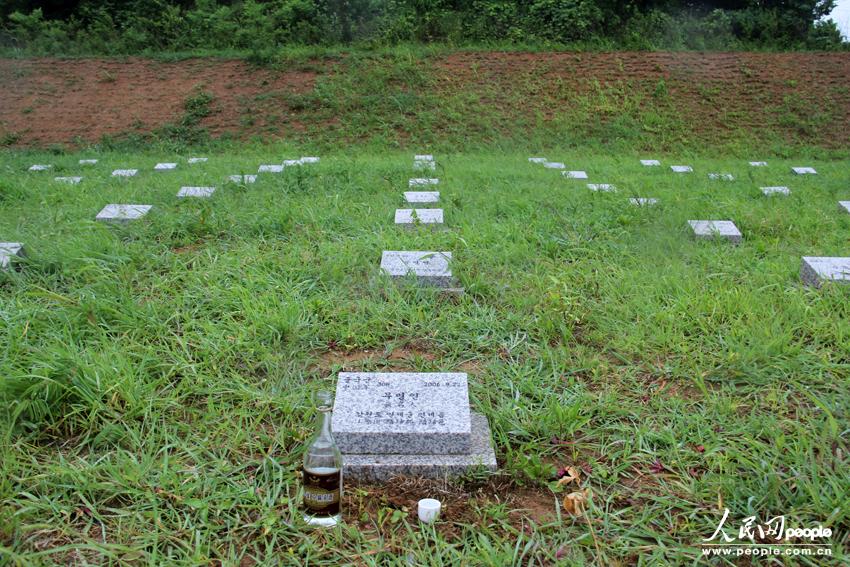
<box><xmin>630</xmin><ymin>197</ymin><xmax>658</xmax><ymax>206</ymax></box>
<box><xmin>154</xmin><ymin>163</ymin><xmax>177</xmax><ymax>171</ymax></box>
<box><xmin>177</xmin><ymin>186</ymin><xmax>216</xmax><ymax>198</ymax></box>
<box><xmin>839</xmin><ymin>201</ymin><xmax>850</xmax><ymax>214</ymax></box>
<box><xmin>688</xmin><ymin>220</ymin><xmax>742</xmax><ymax>244</ymax></box>
<box><xmin>258</xmin><ymin>164</ymin><xmax>284</xmax><ymax>173</ymax></box>
<box><xmin>792</xmin><ymin>167</ymin><xmax>817</xmax><ymax>175</ymax></box>
<box><xmin>414</xmin><ymin>160</ymin><xmax>436</xmax><ymax>171</ymax></box>
<box><xmin>187</xmin><ymin>157</ymin><xmax>208</xmax><ymax>164</ymax></box>
<box><xmin>528</xmin><ymin>157</ymin><xmax>547</xmax><ymax>163</ymax></box>
<box><xmin>587</xmin><ymin>183</ymin><xmax>616</xmax><ymax>192</ymax></box>
<box><xmin>283</xmin><ymin>159</ymin><xmax>302</xmax><ymax>166</ymax></box>
<box><xmin>0</xmin><ymin>242</ymin><xmax>25</xmax><ymax>270</ymax></box>
<box><xmin>544</xmin><ymin>162</ymin><xmax>565</xmax><ymax>169</ymax></box>
<box><xmin>749</xmin><ymin>161</ymin><xmax>768</xmax><ymax>167</ymax></box>
<box><xmin>762</xmin><ymin>186</ymin><xmax>790</xmax><ymax>196</ymax></box>
<box><xmin>409</xmin><ymin>178</ymin><xmax>439</xmax><ymax>187</ymax></box>
<box><xmin>404</xmin><ymin>191</ymin><xmax>439</xmax><ymax>204</ymax></box>
<box><xmin>395</xmin><ymin>208</ymin><xmax>444</xmax><ymax>227</ymax></box>
<box><xmin>414</xmin><ymin>155</ymin><xmax>434</xmax><ymax>162</ymax></box>
<box><xmin>380</xmin><ymin>251</ymin><xmax>452</xmax><ymax>287</ymax></box>
<box><xmin>96</xmin><ymin>204</ymin><xmax>152</xmax><ymax>223</ymax></box>
<box><xmin>79</xmin><ymin>159</ymin><xmax>98</xmax><ymax>165</ymax></box>
<box><xmin>112</xmin><ymin>169</ymin><xmax>138</xmax><ymax>177</ymax></box>
<box><xmin>228</xmin><ymin>174</ymin><xmax>257</xmax><ymax>184</ymax></box>
<box><xmin>801</xmin><ymin>257</ymin><xmax>850</xmax><ymax>287</ymax></box>
<box><xmin>563</xmin><ymin>171</ymin><xmax>588</xmax><ymax>179</ymax></box>
<box><xmin>300</xmin><ymin>157</ymin><xmax>320</xmax><ymax>163</ymax></box>
<box><xmin>708</xmin><ymin>173</ymin><xmax>735</xmax><ymax>181</ymax></box>
<box><xmin>29</xmin><ymin>165</ymin><xmax>51</xmax><ymax>171</ymax></box>
<box><xmin>641</xmin><ymin>159</ymin><xmax>661</xmax><ymax>166</ymax></box>
<box><xmin>54</xmin><ymin>177</ymin><xmax>82</xmax><ymax>184</ymax></box>
<box><xmin>671</xmin><ymin>165</ymin><xmax>693</xmax><ymax>173</ymax></box>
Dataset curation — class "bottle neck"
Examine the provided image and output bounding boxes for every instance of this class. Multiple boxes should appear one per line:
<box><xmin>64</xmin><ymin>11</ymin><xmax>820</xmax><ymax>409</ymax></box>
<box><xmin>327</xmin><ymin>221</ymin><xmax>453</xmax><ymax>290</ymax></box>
<box><xmin>318</xmin><ymin>408</ymin><xmax>333</xmax><ymax>439</ymax></box>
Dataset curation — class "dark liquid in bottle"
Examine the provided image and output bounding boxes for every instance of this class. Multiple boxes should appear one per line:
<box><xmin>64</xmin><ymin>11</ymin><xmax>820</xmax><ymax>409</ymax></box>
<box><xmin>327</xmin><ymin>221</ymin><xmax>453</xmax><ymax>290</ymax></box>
<box><xmin>303</xmin><ymin>466</ymin><xmax>341</xmax><ymax>517</ymax></box>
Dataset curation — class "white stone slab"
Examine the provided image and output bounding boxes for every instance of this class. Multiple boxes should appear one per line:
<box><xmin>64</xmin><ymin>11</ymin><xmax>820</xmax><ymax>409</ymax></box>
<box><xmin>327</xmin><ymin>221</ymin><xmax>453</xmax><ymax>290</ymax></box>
<box><xmin>258</xmin><ymin>164</ymin><xmax>284</xmax><ymax>173</ymax></box>
<box><xmin>708</xmin><ymin>173</ymin><xmax>735</xmax><ymax>181</ymax></box>
<box><xmin>749</xmin><ymin>161</ymin><xmax>768</xmax><ymax>167</ymax></box>
<box><xmin>96</xmin><ymin>204</ymin><xmax>152</xmax><ymax>223</ymax></box>
<box><xmin>641</xmin><ymin>159</ymin><xmax>661</xmax><ymax>166</ymax></box>
<box><xmin>414</xmin><ymin>160</ymin><xmax>436</xmax><ymax>171</ymax></box>
<box><xmin>671</xmin><ymin>165</ymin><xmax>693</xmax><ymax>173</ymax></box>
<box><xmin>0</xmin><ymin>242</ymin><xmax>25</xmax><ymax>270</ymax></box>
<box><xmin>395</xmin><ymin>208</ymin><xmax>444</xmax><ymax>226</ymax></box>
<box><xmin>792</xmin><ymin>167</ymin><xmax>817</xmax><ymax>175</ymax></box>
<box><xmin>154</xmin><ymin>163</ymin><xmax>177</xmax><ymax>171</ymax></box>
<box><xmin>409</xmin><ymin>178</ymin><xmax>439</xmax><ymax>187</ymax></box>
<box><xmin>177</xmin><ymin>186</ymin><xmax>216</xmax><ymax>198</ymax></box>
<box><xmin>187</xmin><ymin>157</ymin><xmax>208</xmax><ymax>164</ymax></box>
<box><xmin>630</xmin><ymin>198</ymin><xmax>658</xmax><ymax>206</ymax></box>
<box><xmin>404</xmin><ymin>191</ymin><xmax>439</xmax><ymax>204</ymax></box>
<box><xmin>528</xmin><ymin>157</ymin><xmax>548</xmax><ymax>163</ymax></box>
<box><xmin>762</xmin><ymin>186</ymin><xmax>790</xmax><ymax>196</ymax></box>
<box><xmin>29</xmin><ymin>164</ymin><xmax>51</xmax><ymax>171</ymax></box>
<box><xmin>801</xmin><ymin>257</ymin><xmax>850</xmax><ymax>287</ymax></box>
<box><xmin>228</xmin><ymin>174</ymin><xmax>257</xmax><ymax>184</ymax></box>
<box><xmin>543</xmin><ymin>162</ymin><xmax>565</xmax><ymax>169</ymax></box>
<box><xmin>79</xmin><ymin>159</ymin><xmax>98</xmax><ymax>165</ymax></box>
<box><xmin>688</xmin><ymin>220</ymin><xmax>742</xmax><ymax>244</ymax></box>
<box><xmin>300</xmin><ymin>157</ymin><xmax>320</xmax><ymax>163</ymax></box>
<box><xmin>54</xmin><ymin>176</ymin><xmax>82</xmax><ymax>184</ymax></box>
<box><xmin>380</xmin><ymin>251</ymin><xmax>452</xmax><ymax>287</ymax></box>
<box><xmin>283</xmin><ymin>159</ymin><xmax>302</xmax><ymax>166</ymax></box>
<box><xmin>414</xmin><ymin>155</ymin><xmax>434</xmax><ymax>162</ymax></box>
<box><xmin>839</xmin><ymin>201</ymin><xmax>850</xmax><ymax>214</ymax></box>
<box><xmin>587</xmin><ymin>183</ymin><xmax>616</xmax><ymax>192</ymax></box>
<box><xmin>563</xmin><ymin>171</ymin><xmax>588</xmax><ymax>179</ymax></box>
<box><xmin>112</xmin><ymin>169</ymin><xmax>138</xmax><ymax>177</ymax></box>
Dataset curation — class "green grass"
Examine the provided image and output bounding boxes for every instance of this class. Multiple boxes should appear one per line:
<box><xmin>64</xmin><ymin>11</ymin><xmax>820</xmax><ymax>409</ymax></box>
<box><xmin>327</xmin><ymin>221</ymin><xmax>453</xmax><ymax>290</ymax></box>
<box><xmin>0</xmin><ymin>148</ymin><xmax>848</xmax><ymax>564</ymax></box>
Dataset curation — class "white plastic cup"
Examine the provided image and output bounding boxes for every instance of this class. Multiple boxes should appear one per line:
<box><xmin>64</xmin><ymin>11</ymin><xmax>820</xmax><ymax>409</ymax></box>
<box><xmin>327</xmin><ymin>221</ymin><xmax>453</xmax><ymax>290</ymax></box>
<box><xmin>418</xmin><ymin>498</ymin><xmax>441</xmax><ymax>524</ymax></box>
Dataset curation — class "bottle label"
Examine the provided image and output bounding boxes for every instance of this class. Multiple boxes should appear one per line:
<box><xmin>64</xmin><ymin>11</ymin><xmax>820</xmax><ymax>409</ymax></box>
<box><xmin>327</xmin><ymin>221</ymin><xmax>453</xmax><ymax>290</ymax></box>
<box><xmin>303</xmin><ymin>469</ymin><xmax>341</xmax><ymax>515</ymax></box>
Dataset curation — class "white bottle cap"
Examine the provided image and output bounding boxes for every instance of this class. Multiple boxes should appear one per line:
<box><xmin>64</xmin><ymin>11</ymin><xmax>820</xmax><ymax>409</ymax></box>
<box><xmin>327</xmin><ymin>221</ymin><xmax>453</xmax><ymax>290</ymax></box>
<box><xmin>418</xmin><ymin>498</ymin><xmax>441</xmax><ymax>524</ymax></box>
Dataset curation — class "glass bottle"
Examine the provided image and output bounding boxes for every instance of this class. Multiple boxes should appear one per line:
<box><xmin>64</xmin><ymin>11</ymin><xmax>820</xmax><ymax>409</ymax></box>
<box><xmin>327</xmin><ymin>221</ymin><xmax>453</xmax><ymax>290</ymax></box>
<box><xmin>302</xmin><ymin>390</ymin><xmax>343</xmax><ymax>527</ymax></box>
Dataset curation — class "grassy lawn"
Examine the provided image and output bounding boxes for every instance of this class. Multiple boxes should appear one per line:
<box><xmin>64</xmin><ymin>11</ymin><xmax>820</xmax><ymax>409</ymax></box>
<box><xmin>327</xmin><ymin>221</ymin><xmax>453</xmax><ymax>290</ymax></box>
<box><xmin>0</xmin><ymin>148</ymin><xmax>847</xmax><ymax>564</ymax></box>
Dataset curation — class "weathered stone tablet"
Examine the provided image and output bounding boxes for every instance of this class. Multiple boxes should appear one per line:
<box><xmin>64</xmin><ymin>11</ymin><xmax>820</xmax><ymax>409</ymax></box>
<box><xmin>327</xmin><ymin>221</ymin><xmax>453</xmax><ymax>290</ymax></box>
<box><xmin>112</xmin><ymin>169</ymin><xmax>138</xmax><ymax>177</ymax></box>
<box><xmin>762</xmin><ymin>186</ymin><xmax>790</xmax><ymax>196</ymax></box>
<box><xmin>587</xmin><ymin>183</ymin><xmax>616</xmax><ymax>192</ymax></box>
<box><xmin>177</xmin><ymin>186</ymin><xmax>216</xmax><ymax>198</ymax></box>
<box><xmin>333</xmin><ymin>372</ymin><xmax>472</xmax><ymax>455</ymax></box>
<box><xmin>749</xmin><ymin>161</ymin><xmax>768</xmax><ymax>167</ymax></box>
<box><xmin>54</xmin><ymin>177</ymin><xmax>82</xmax><ymax>184</ymax></box>
<box><xmin>708</xmin><ymin>173</ymin><xmax>735</xmax><ymax>181</ymax></box>
<box><xmin>801</xmin><ymin>257</ymin><xmax>850</xmax><ymax>287</ymax></box>
<box><xmin>414</xmin><ymin>155</ymin><xmax>434</xmax><ymax>162</ymax></box>
<box><xmin>96</xmin><ymin>204</ymin><xmax>152</xmax><ymax>223</ymax></box>
<box><xmin>258</xmin><ymin>164</ymin><xmax>284</xmax><ymax>173</ymax></box>
<box><xmin>283</xmin><ymin>159</ymin><xmax>302</xmax><ymax>166</ymax></box>
<box><xmin>630</xmin><ymin>198</ymin><xmax>658</xmax><ymax>206</ymax></box>
<box><xmin>792</xmin><ymin>167</ymin><xmax>817</xmax><ymax>175</ymax></box>
<box><xmin>404</xmin><ymin>191</ymin><xmax>439</xmax><ymax>204</ymax></box>
<box><xmin>300</xmin><ymin>157</ymin><xmax>320</xmax><ymax>163</ymax></box>
<box><xmin>154</xmin><ymin>163</ymin><xmax>177</xmax><ymax>171</ymax></box>
<box><xmin>79</xmin><ymin>159</ymin><xmax>98</xmax><ymax>165</ymax></box>
<box><xmin>380</xmin><ymin>251</ymin><xmax>452</xmax><ymax>287</ymax></box>
<box><xmin>414</xmin><ymin>160</ymin><xmax>436</xmax><ymax>171</ymax></box>
<box><xmin>688</xmin><ymin>220</ymin><xmax>742</xmax><ymax>244</ymax></box>
<box><xmin>563</xmin><ymin>171</ymin><xmax>588</xmax><ymax>179</ymax></box>
<box><xmin>641</xmin><ymin>159</ymin><xmax>661</xmax><ymax>166</ymax></box>
<box><xmin>543</xmin><ymin>162</ymin><xmax>565</xmax><ymax>169</ymax></box>
<box><xmin>528</xmin><ymin>157</ymin><xmax>547</xmax><ymax>163</ymax></box>
<box><xmin>395</xmin><ymin>208</ymin><xmax>444</xmax><ymax>227</ymax></box>
<box><xmin>671</xmin><ymin>165</ymin><xmax>693</xmax><ymax>173</ymax></box>
<box><xmin>228</xmin><ymin>174</ymin><xmax>257</xmax><ymax>184</ymax></box>
<box><xmin>29</xmin><ymin>165</ymin><xmax>51</xmax><ymax>171</ymax></box>
<box><xmin>839</xmin><ymin>201</ymin><xmax>850</xmax><ymax>214</ymax></box>
<box><xmin>187</xmin><ymin>157</ymin><xmax>208</xmax><ymax>164</ymax></box>
<box><xmin>0</xmin><ymin>242</ymin><xmax>25</xmax><ymax>270</ymax></box>
<box><xmin>409</xmin><ymin>178</ymin><xmax>439</xmax><ymax>187</ymax></box>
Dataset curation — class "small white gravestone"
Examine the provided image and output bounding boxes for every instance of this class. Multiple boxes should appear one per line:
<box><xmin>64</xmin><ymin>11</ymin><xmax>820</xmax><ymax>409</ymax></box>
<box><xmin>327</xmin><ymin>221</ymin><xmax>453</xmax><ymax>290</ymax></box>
<box><xmin>96</xmin><ymin>204</ymin><xmax>152</xmax><ymax>223</ymax></box>
<box><xmin>838</xmin><ymin>201</ymin><xmax>850</xmax><ymax>214</ymax></box>
<box><xmin>708</xmin><ymin>173</ymin><xmax>735</xmax><ymax>181</ymax></box>
<box><xmin>300</xmin><ymin>157</ymin><xmax>320</xmax><ymax>163</ymax></box>
<box><xmin>79</xmin><ymin>159</ymin><xmax>98</xmax><ymax>165</ymax></box>
<box><xmin>630</xmin><ymin>198</ymin><xmax>658</xmax><ymax>206</ymax></box>
<box><xmin>749</xmin><ymin>161</ymin><xmax>767</xmax><ymax>167</ymax></box>
<box><xmin>258</xmin><ymin>164</ymin><xmax>284</xmax><ymax>173</ymax></box>
<box><xmin>641</xmin><ymin>159</ymin><xmax>661</xmax><ymax>166</ymax></box>
<box><xmin>112</xmin><ymin>169</ymin><xmax>138</xmax><ymax>177</ymax></box>
<box><xmin>380</xmin><ymin>251</ymin><xmax>453</xmax><ymax>287</ymax></box>
<box><xmin>528</xmin><ymin>157</ymin><xmax>548</xmax><ymax>164</ymax></box>
<box><xmin>762</xmin><ymin>186</ymin><xmax>790</xmax><ymax>196</ymax></box>
<box><xmin>177</xmin><ymin>186</ymin><xmax>216</xmax><ymax>198</ymax></box>
<box><xmin>671</xmin><ymin>165</ymin><xmax>693</xmax><ymax>173</ymax></box>
<box><xmin>188</xmin><ymin>157</ymin><xmax>208</xmax><ymax>164</ymax></box>
<box><xmin>801</xmin><ymin>257</ymin><xmax>850</xmax><ymax>287</ymax></box>
<box><xmin>587</xmin><ymin>183</ymin><xmax>616</xmax><ymax>192</ymax></box>
<box><xmin>228</xmin><ymin>174</ymin><xmax>257</xmax><ymax>184</ymax></box>
<box><xmin>543</xmin><ymin>162</ymin><xmax>565</xmax><ymax>169</ymax></box>
<box><xmin>404</xmin><ymin>191</ymin><xmax>439</xmax><ymax>204</ymax></box>
<box><xmin>563</xmin><ymin>171</ymin><xmax>588</xmax><ymax>179</ymax></box>
<box><xmin>154</xmin><ymin>163</ymin><xmax>177</xmax><ymax>171</ymax></box>
<box><xmin>54</xmin><ymin>176</ymin><xmax>82</xmax><ymax>184</ymax></box>
<box><xmin>409</xmin><ymin>178</ymin><xmax>439</xmax><ymax>187</ymax></box>
<box><xmin>792</xmin><ymin>167</ymin><xmax>817</xmax><ymax>175</ymax></box>
<box><xmin>283</xmin><ymin>159</ymin><xmax>302</xmax><ymax>166</ymax></box>
<box><xmin>29</xmin><ymin>165</ymin><xmax>51</xmax><ymax>171</ymax></box>
<box><xmin>395</xmin><ymin>209</ymin><xmax>444</xmax><ymax>227</ymax></box>
<box><xmin>0</xmin><ymin>242</ymin><xmax>25</xmax><ymax>271</ymax></box>
<box><xmin>414</xmin><ymin>160</ymin><xmax>436</xmax><ymax>171</ymax></box>
<box><xmin>414</xmin><ymin>155</ymin><xmax>434</xmax><ymax>162</ymax></box>
<box><xmin>688</xmin><ymin>220</ymin><xmax>742</xmax><ymax>244</ymax></box>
